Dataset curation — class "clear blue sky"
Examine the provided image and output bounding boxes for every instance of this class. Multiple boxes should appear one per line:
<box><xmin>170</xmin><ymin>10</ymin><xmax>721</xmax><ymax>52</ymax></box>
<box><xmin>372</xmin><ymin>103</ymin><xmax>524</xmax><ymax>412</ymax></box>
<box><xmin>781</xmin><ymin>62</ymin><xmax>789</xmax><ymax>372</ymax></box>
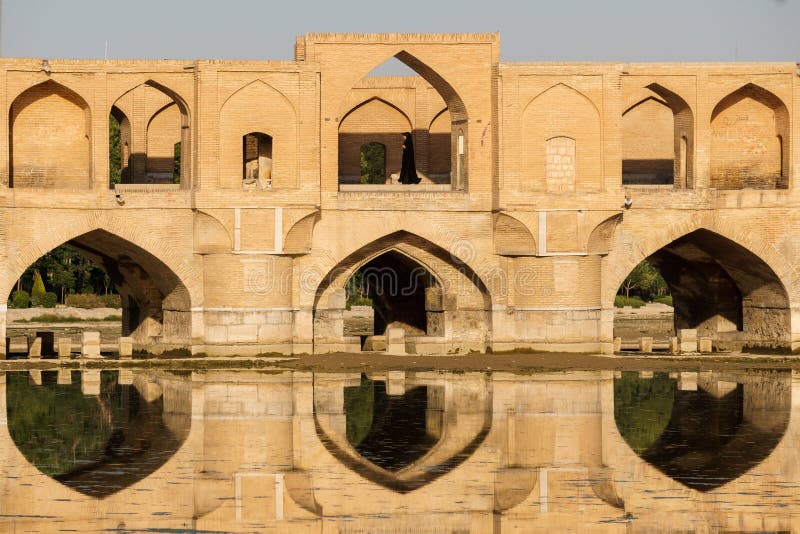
<box><xmin>1</xmin><ymin>0</ymin><xmax>798</xmax><ymax>63</ymax></box>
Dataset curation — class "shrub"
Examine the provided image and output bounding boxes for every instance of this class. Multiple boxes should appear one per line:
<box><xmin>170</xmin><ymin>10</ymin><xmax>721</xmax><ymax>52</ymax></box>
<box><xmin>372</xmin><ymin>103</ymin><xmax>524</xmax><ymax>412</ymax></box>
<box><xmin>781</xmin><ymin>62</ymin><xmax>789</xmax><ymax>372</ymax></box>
<box><xmin>30</xmin><ymin>271</ymin><xmax>46</xmax><ymax>306</ymax></box>
<box><xmin>653</xmin><ymin>295</ymin><xmax>673</xmax><ymax>307</ymax></box>
<box><xmin>40</xmin><ymin>292</ymin><xmax>57</xmax><ymax>308</ymax></box>
<box><xmin>614</xmin><ymin>295</ymin><xmax>646</xmax><ymax>308</ymax></box>
<box><xmin>10</xmin><ymin>290</ymin><xmax>29</xmax><ymax>309</ymax></box>
<box><xmin>65</xmin><ymin>293</ymin><xmax>106</xmax><ymax>309</ymax></box>
<box><xmin>100</xmin><ymin>293</ymin><xmax>122</xmax><ymax>308</ymax></box>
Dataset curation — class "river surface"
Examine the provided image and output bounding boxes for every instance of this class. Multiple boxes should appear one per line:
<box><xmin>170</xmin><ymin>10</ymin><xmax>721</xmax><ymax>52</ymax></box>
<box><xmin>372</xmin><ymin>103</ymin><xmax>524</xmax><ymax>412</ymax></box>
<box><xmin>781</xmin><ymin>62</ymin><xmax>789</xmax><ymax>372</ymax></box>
<box><xmin>0</xmin><ymin>367</ymin><xmax>797</xmax><ymax>532</ymax></box>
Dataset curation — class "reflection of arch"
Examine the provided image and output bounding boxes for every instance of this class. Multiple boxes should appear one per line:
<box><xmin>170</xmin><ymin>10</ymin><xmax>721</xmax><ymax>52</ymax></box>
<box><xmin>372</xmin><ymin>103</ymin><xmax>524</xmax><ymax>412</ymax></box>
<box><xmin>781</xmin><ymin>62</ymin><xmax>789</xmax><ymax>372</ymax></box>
<box><xmin>523</xmin><ymin>83</ymin><xmax>601</xmax><ymax>191</ymax></box>
<box><xmin>313</xmin><ymin>374</ymin><xmax>492</xmax><ymax>493</ymax></box>
<box><xmin>9</xmin><ymin>80</ymin><xmax>92</xmax><ymax>188</ymax></box>
<box><xmin>611</xmin><ymin>371</ymin><xmax>791</xmax><ymax>493</ymax></box>
<box><xmin>219</xmin><ymin>80</ymin><xmax>298</xmax><ymax>189</ymax></box>
<box><xmin>493</xmin><ymin>213</ymin><xmax>536</xmax><ymax>255</ymax></box>
<box><xmin>711</xmin><ymin>83</ymin><xmax>789</xmax><ymax>190</ymax></box>
<box><xmin>7</xmin><ymin>224</ymin><xmax>196</xmax><ymax>346</ymax></box>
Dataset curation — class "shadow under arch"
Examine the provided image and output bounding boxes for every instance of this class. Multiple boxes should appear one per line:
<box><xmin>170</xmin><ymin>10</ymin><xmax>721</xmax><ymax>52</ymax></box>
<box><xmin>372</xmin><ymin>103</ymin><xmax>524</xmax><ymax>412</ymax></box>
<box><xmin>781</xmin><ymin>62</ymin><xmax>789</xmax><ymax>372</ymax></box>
<box><xmin>312</xmin><ymin>373</ymin><xmax>493</xmax><ymax>493</ymax></box>
<box><xmin>6</xmin><ymin>228</ymin><xmax>193</xmax><ymax>348</ymax></box>
<box><xmin>612</xmin><ymin>370</ymin><xmax>791</xmax><ymax>492</ymax></box>
<box><xmin>312</xmin><ymin>230</ymin><xmax>492</xmax><ymax>352</ymax></box>
<box><xmin>607</xmin><ymin>223</ymin><xmax>792</xmax><ymax>351</ymax></box>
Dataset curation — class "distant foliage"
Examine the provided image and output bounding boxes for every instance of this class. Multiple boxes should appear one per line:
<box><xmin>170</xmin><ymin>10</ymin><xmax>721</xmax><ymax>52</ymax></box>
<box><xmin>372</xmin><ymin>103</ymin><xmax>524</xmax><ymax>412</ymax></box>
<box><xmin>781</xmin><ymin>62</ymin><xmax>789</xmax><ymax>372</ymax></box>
<box><xmin>614</xmin><ymin>295</ymin><xmax>646</xmax><ymax>308</ymax></box>
<box><xmin>109</xmin><ymin>114</ymin><xmax>122</xmax><ymax>185</ymax></box>
<box><xmin>10</xmin><ymin>290</ymin><xmax>29</xmax><ymax>309</ymax></box>
<box><xmin>40</xmin><ymin>292</ymin><xmax>58</xmax><ymax>308</ymax></box>
<box><xmin>12</xmin><ymin>245</ymin><xmax>120</xmax><ymax>307</ymax></box>
<box><xmin>614</xmin><ymin>372</ymin><xmax>675</xmax><ymax>453</ymax></box>
<box><xmin>65</xmin><ymin>293</ymin><xmax>107</xmax><ymax>309</ymax></box>
<box><xmin>360</xmin><ymin>142</ymin><xmax>386</xmax><ymax>184</ymax></box>
<box><xmin>618</xmin><ymin>260</ymin><xmax>670</xmax><ymax>303</ymax></box>
<box><xmin>30</xmin><ymin>270</ymin><xmax>46</xmax><ymax>306</ymax></box>
<box><xmin>100</xmin><ymin>294</ymin><xmax>122</xmax><ymax>308</ymax></box>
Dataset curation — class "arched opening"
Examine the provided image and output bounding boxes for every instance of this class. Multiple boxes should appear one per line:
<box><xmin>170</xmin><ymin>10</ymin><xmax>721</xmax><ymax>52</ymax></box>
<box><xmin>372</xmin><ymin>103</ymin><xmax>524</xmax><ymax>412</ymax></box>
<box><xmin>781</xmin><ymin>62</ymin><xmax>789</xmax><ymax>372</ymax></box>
<box><xmin>343</xmin><ymin>251</ymin><xmax>441</xmax><ymax>349</ymax></box>
<box><xmin>313</xmin><ymin>232</ymin><xmax>491</xmax><ymax>354</ymax></box>
<box><xmin>622</xmin><ymin>84</ymin><xmax>694</xmax><ymax>187</ymax></box>
<box><xmin>109</xmin><ymin>106</ymin><xmax>130</xmax><ymax>186</ymax></box>
<box><xmin>242</xmin><ymin>132</ymin><xmax>273</xmax><ymax>189</ymax></box>
<box><xmin>359</xmin><ymin>141</ymin><xmax>386</xmax><ymax>184</ymax></box>
<box><xmin>711</xmin><ymin>84</ymin><xmax>789</xmax><ymax>189</ymax></box>
<box><xmin>9</xmin><ymin>80</ymin><xmax>91</xmax><ymax>188</ymax></box>
<box><xmin>428</xmin><ymin>109</ymin><xmax>451</xmax><ymax>184</ymax></box>
<box><xmin>6</xmin><ymin>229</ymin><xmax>192</xmax><ymax>357</ymax></box>
<box><xmin>614</xmin><ymin>370</ymin><xmax>790</xmax><ymax>491</ymax></box>
<box><xmin>109</xmin><ymin>82</ymin><xmax>190</xmax><ymax>187</ymax></box>
<box><xmin>338</xmin><ymin>98</ymin><xmax>412</xmax><ymax>185</ymax></box>
<box><xmin>6</xmin><ymin>369</ymin><xmax>191</xmax><ymax>497</ymax></box>
<box><xmin>337</xmin><ymin>51</ymin><xmax>467</xmax><ymax>189</ymax></box>
<box><xmin>613</xmin><ymin>229</ymin><xmax>790</xmax><ymax>352</ymax></box>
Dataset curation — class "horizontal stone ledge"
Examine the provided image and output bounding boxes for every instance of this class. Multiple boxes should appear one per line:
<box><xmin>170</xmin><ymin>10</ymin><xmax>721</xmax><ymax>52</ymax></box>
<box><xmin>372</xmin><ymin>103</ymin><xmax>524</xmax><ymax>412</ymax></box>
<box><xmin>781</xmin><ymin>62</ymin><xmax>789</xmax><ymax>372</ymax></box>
<box><xmin>338</xmin><ymin>184</ymin><xmax>461</xmax><ymax>193</ymax></box>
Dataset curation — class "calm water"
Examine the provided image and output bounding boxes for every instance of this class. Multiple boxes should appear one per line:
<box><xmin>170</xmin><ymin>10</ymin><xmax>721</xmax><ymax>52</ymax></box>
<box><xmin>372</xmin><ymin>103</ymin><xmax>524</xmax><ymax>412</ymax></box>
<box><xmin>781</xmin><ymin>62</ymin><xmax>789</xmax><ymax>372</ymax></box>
<box><xmin>0</xmin><ymin>368</ymin><xmax>797</xmax><ymax>532</ymax></box>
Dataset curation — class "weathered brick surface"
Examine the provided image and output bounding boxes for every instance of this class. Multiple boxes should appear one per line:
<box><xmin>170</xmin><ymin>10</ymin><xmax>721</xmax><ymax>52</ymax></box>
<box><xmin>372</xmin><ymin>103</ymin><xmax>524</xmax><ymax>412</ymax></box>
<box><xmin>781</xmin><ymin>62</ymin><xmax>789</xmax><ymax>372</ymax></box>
<box><xmin>0</xmin><ymin>34</ymin><xmax>795</xmax><ymax>355</ymax></box>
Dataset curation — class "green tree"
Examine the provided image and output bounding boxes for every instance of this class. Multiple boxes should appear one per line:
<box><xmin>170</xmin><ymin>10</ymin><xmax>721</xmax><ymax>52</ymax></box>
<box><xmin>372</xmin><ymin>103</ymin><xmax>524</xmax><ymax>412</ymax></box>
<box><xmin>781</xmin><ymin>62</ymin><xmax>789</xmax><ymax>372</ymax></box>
<box><xmin>360</xmin><ymin>142</ymin><xmax>386</xmax><ymax>184</ymax></box>
<box><xmin>109</xmin><ymin>114</ymin><xmax>122</xmax><ymax>185</ymax></box>
<box><xmin>618</xmin><ymin>260</ymin><xmax>670</xmax><ymax>301</ymax></box>
<box><xmin>30</xmin><ymin>270</ymin><xmax>46</xmax><ymax>306</ymax></box>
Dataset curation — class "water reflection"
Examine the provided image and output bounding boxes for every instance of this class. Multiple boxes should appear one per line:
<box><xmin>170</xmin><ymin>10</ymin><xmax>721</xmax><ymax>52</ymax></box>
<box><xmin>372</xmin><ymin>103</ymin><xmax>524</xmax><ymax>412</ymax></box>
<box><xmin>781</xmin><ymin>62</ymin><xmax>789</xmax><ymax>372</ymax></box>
<box><xmin>614</xmin><ymin>371</ymin><xmax>790</xmax><ymax>491</ymax></box>
<box><xmin>0</xmin><ymin>367</ymin><xmax>798</xmax><ymax>532</ymax></box>
<box><xmin>344</xmin><ymin>376</ymin><xmax>441</xmax><ymax>471</ymax></box>
<box><xmin>7</xmin><ymin>370</ymin><xmax>190</xmax><ymax>497</ymax></box>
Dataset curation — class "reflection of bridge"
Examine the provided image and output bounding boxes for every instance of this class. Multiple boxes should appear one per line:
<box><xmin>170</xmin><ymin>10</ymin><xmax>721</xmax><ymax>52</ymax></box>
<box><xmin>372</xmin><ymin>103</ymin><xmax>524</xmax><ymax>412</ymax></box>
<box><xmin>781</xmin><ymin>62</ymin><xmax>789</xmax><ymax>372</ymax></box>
<box><xmin>1</xmin><ymin>369</ymin><xmax>800</xmax><ymax>531</ymax></box>
<box><xmin>1</xmin><ymin>34</ymin><xmax>799</xmax><ymax>355</ymax></box>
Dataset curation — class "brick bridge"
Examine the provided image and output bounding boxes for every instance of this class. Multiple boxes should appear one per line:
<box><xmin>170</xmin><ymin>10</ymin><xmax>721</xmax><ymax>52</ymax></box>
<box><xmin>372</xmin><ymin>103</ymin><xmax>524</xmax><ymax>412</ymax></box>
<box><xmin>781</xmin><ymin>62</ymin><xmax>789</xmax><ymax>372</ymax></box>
<box><xmin>0</xmin><ymin>33</ymin><xmax>798</xmax><ymax>356</ymax></box>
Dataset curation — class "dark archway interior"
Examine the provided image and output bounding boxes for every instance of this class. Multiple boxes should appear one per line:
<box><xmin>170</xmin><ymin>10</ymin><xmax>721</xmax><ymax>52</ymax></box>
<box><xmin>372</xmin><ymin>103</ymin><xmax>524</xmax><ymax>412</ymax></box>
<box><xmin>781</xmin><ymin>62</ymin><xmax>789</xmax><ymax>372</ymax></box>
<box><xmin>354</xmin><ymin>251</ymin><xmax>438</xmax><ymax>336</ymax></box>
<box><xmin>13</xmin><ymin>230</ymin><xmax>191</xmax><ymax>348</ymax></box>
<box><xmin>641</xmin><ymin>230</ymin><xmax>789</xmax><ymax>350</ymax></box>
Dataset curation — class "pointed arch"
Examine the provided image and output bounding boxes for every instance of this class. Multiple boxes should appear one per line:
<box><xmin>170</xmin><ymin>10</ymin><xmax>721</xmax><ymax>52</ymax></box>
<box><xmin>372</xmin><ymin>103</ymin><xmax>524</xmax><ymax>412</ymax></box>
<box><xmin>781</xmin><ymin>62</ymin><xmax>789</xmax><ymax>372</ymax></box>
<box><xmin>338</xmin><ymin>98</ymin><xmax>413</xmax><ymax>185</ymax></box>
<box><xmin>219</xmin><ymin>79</ymin><xmax>298</xmax><ymax>189</ymax></box>
<box><xmin>340</xmin><ymin>96</ymin><xmax>412</xmax><ymax>129</ymax></box>
<box><xmin>9</xmin><ymin>79</ymin><xmax>92</xmax><ymax>188</ymax></box>
<box><xmin>110</xmin><ymin>81</ymin><xmax>191</xmax><ymax>186</ymax></box>
<box><xmin>587</xmin><ymin>213</ymin><xmax>622</xmax><ymax>255</ymax></box>
<box><xmin>523</xmin><ymin>83</ymin><xmax>601</xmax><ymax>192</ymax></box>
<box><xmin>711</xmin><ymin>83</ymin><xmax>789</xmax><ymax>189</ymax></box>
<box><xmin>336</xmin><ymin>50</ymin><xmax>469</xmax><ymax>189</ymax></box>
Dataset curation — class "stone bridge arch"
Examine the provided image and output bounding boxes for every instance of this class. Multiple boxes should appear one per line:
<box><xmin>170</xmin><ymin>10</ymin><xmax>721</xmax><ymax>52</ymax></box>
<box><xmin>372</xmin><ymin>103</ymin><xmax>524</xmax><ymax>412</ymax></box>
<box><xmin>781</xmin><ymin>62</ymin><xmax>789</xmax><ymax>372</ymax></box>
<box><xmin>3</xmin><ymin>212</ymin><xmax>202</xmax><ymax>350</ymax></box>
<box><xmin>603</xmin><ymin>214</ymin><xmax>799</xmax><ymax>350</ymax></box>
<box><xmin>311</xmin><ymin>230</ymin><xmax>492</xmax><ymax>353</ymax></box>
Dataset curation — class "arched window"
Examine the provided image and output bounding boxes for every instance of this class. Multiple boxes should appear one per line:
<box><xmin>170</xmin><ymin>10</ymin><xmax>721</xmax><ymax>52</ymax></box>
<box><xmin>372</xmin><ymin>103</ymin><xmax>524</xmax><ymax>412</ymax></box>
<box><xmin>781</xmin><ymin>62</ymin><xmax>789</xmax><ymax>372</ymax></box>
<box><xmin>242</xmin><ymin>132</ymin><xmax>273</xmax><ymax>189</ymax></box>
<box><xmin>456</xmin><ymin>129</ymin><xmax>465</xmax><ymax>190</ymax></box>
<box><xmin>545</xmin><ymin>136</ymin><xmax>576</xmax><ymax>192</ymax></box>
<box><xmin>360</xmin><ymin>142</ymin><xmax>386</xmax><ymax>184</ymax></box>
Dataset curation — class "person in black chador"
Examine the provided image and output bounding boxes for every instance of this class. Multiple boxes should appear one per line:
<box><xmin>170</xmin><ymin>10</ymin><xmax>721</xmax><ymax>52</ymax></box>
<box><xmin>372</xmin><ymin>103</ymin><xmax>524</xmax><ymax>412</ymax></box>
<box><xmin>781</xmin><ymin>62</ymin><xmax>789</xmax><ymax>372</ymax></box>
<box><xmin>398</xmin><ymin>131</ymin><xmax>421</xmax><ymax>184</ymax></box>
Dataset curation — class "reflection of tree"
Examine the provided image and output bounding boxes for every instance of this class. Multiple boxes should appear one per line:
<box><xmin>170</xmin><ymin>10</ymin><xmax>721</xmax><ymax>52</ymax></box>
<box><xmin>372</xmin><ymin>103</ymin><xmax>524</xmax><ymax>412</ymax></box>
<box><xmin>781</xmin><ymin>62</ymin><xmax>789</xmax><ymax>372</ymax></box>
<box><xmin>7</xmin><ymin>371</ymin><xmax>119</xmax><ymax>476</ymax></box>
<box><xmin>344</xmin><ymin>376</ymin><xmax>375</xmax><ymax>446</ymax></box>
<box><xmin>614</xmin><ymin>372</ymin><xmax>675</xmax><ymax>453</ymax></box>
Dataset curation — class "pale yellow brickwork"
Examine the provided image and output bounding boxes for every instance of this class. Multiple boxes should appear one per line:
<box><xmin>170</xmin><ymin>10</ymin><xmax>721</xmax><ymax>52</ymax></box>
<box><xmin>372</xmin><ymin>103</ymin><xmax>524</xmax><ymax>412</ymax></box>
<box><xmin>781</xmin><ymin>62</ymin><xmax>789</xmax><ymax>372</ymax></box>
<box><xmin>0</xmin><ymin>34</ymin><xmax>796</xmax><ymax>356</ymax></box>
